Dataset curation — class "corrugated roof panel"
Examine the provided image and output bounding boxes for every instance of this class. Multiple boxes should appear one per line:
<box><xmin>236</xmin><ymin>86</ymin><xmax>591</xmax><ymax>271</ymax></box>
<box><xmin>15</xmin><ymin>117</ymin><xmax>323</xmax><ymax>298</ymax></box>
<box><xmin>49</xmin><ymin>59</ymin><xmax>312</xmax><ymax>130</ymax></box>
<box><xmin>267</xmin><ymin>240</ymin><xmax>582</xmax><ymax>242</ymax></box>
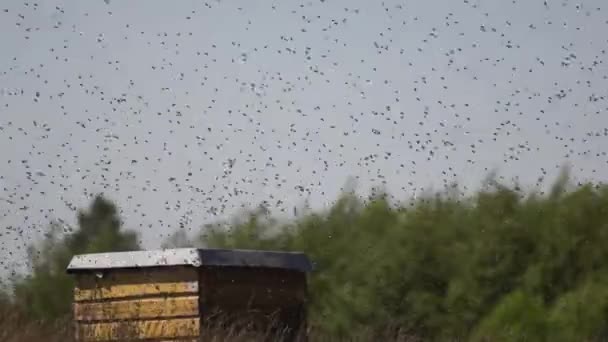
<box><xmin>66</xmin><ymin>248</ymin><xmax>313</xmax><ymax>273</ymax></box>
<box><xmin>66</xmin><ymin>248</ymin><xmax>201</xmax><ymax>272</ymax></box>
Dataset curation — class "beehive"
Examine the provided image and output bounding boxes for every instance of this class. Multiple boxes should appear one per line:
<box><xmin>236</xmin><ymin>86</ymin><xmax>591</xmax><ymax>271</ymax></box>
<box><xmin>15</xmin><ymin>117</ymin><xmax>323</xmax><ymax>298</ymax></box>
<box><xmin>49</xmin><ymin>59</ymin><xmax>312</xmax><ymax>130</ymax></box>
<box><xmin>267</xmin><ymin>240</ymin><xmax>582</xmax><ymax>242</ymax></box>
<box><xmin>66</xmin><ymin>248</ymin><xmax>313</xmax><ymax>341</ymax></box>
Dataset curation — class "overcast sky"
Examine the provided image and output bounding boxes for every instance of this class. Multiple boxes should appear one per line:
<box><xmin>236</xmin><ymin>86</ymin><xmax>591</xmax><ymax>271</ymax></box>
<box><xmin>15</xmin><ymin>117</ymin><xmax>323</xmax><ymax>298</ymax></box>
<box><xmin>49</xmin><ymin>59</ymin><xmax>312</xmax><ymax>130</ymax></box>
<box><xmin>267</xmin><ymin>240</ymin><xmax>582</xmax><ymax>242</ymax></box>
<box><xmin>1</xmin><ymin>0</ymin><xmax>607</xmax><ymax>274</ymax></box>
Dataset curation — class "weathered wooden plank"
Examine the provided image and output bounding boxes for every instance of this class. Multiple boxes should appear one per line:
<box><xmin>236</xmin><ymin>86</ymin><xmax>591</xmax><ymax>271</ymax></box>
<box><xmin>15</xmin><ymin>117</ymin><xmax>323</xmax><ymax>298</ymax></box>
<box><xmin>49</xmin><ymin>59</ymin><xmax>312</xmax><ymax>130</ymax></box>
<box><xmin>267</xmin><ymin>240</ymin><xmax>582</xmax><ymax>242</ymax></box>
<box><xmin>76</xmin><ymin>317</ymin><xmax>200</xmax><ymax>341</ymax></box>
<box><xmin>74</xmin><ymin>281</ymin><xmax>198</xmax><ymax>302</ymax></box>
<box><xmin>74</xmin><ymin>295</ymin><xmax>199</xmax><ymax>321</ymax></box>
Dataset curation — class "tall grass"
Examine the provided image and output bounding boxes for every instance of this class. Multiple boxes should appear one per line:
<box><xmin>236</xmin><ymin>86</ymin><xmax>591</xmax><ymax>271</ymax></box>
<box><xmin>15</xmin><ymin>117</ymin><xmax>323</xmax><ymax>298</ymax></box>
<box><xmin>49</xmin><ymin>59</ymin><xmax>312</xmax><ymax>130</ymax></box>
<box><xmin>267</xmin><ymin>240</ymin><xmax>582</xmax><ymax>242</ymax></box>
<box><xmin>0</xmin><ymin>309</ymin><xmax>72</xmax><ymax>342</ymax></box>
<box><xmin>0</xmin><ymin>308</ymin><xmax>425</xmax><ymax>342</ymax></box>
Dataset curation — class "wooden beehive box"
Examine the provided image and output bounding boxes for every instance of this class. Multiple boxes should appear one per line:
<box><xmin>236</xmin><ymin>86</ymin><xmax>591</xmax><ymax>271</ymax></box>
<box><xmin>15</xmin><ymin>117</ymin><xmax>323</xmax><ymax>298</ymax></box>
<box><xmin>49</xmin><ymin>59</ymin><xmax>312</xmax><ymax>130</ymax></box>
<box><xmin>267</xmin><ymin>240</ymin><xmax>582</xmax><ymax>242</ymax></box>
<box><xmin>66</xmin><ymin>248</ymin><xmax>313</xmax><ymax>341</ymax></box>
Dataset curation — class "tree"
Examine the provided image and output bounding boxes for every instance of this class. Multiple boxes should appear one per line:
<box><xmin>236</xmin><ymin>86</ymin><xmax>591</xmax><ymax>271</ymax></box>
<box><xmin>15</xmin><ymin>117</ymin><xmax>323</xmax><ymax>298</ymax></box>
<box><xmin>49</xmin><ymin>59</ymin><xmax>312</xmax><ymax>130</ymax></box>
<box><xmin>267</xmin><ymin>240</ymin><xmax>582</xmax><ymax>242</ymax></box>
<box><xmin>161</xmin><ymin>229</ymin><xmax>196</xmax><ymax>249</ymax></box>
<box><xmin>470</xmin><ymin>290</ymin><xmax>548</xmax><ymax>342</ymax></box>
<box><xmin>11</xmin><ymin>194</ymin><xmax>140</xmax><ymax>320</ymax></box>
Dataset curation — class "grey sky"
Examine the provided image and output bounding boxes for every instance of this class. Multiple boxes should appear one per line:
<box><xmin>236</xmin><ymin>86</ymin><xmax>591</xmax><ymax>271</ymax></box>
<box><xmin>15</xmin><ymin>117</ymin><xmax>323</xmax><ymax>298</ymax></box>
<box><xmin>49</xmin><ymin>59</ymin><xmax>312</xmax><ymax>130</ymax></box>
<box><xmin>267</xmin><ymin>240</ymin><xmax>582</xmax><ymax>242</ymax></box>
<box><xmin>1</xmin><ymin>0</ymin><xmax>607</xmax><ymax>273</ymax></box>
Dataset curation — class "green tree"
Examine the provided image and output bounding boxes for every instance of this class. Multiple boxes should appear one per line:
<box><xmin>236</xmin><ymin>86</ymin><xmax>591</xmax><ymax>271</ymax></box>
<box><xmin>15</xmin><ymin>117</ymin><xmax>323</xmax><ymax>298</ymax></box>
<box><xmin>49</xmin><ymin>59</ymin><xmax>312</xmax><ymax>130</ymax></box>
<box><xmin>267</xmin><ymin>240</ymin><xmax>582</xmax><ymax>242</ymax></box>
<box><xmin>11</xmin><ymin>194</ymin><xmax>140</xmax><ymax>320</ymax></box>
<box><xmin>161</xmin><ymin>229</ymin><xmax>196</xmax><ymax>249</ymax></box>
<box><xmin>546</xmin><ymin>278</ymin><xmax>608</xmax><ymax>341</ymax></box>
<box><xmin>470</xmin><ymin>290</ymin><xmax>548</xmax><ymax>342</ymax></box>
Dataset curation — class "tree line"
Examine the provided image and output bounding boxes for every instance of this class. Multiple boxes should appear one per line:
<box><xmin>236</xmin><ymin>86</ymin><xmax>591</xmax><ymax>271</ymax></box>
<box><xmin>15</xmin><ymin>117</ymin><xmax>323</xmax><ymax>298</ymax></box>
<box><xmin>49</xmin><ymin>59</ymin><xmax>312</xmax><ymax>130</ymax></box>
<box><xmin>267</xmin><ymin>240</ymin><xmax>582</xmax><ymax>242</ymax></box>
<box><xmin>3</xmin><ymin>169</ymin><xmax>608</xmax><ymax>341</ymax></box>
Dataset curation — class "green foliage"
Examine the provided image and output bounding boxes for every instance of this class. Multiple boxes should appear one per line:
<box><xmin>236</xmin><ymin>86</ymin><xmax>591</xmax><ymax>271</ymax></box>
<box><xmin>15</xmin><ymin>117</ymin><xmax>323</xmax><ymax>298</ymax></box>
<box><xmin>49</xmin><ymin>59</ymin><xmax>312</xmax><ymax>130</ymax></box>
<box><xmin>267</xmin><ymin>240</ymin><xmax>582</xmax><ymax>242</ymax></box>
<box><xmin>200</xmin><ymin>173</ymin><xmax>608</xmax><ymax>341</ymax></box>
<box><xmin>470</xmin><ymin>290</ymin><xmax>547</xmax><ymax>342</ymax></box>
<box><xmin>161</xmin><ymin>229</ymin><xmax>196</xmax><ymax>249</ymax></box>
<box><xmin>546</xmin><ymin>278</ymin><xmax>608</xmax><ymax>342</ymax></box>
<box><xmin>10</xmin><ymin>194</ymin><xmax>140</xmax><ymax>320</ymax></box>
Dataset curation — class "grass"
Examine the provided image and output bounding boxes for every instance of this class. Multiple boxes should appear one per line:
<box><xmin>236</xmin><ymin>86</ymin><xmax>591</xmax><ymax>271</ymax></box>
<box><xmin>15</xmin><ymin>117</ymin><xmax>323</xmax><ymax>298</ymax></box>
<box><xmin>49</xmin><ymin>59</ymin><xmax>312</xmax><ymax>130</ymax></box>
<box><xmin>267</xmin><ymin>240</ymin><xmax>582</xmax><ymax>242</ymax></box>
<box><xmin>0</xmin><ymin>308</ymin><xmax>425</xmax><ymax>342</ymax></box>
<box><xmin>0</xmin><ymin>310</ymin><xmax>72</xmax><ymax>342</ymax></box>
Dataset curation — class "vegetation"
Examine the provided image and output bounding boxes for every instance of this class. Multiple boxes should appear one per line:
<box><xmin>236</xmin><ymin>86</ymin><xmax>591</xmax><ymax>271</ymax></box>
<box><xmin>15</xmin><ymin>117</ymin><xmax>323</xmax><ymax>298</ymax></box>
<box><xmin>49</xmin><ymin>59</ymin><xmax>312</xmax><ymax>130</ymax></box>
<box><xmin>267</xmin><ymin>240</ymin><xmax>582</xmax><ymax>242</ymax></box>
<box><xmin>4</xmin><ymin>169</ymin><xmax>608</xmax><ymax>341</ymax></box>
<box><xmin>6</xmin><ymin>195</ymin><xmax>140</xmax><ymax>320</ymax></box>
